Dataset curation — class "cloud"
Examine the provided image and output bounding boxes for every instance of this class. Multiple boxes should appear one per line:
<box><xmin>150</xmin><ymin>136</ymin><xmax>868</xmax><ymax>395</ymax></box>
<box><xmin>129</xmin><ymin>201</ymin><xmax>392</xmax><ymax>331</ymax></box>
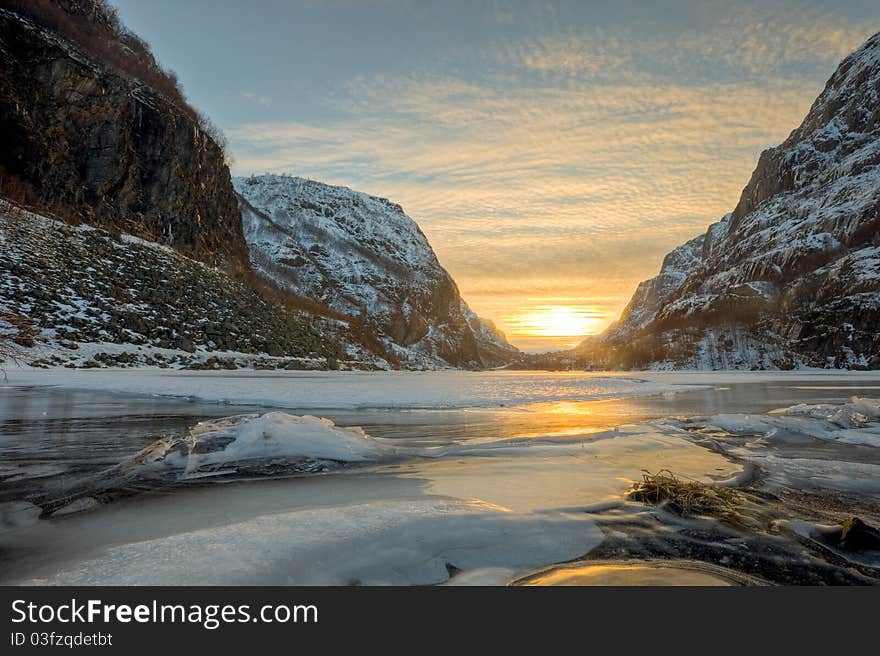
<box><xmin>499</xmin><ymin>13</ymin><xmax>876</xmax><ymax>81</ymax></box>
<box><xmin>226</xmin><ymin>9</ymin><xmax>879</xmax><ymax>349</ymax></box>
<box><xmin>229</xmin><ymin>77</ymin><xmax>816</xmax><ymax>251</ymax></box>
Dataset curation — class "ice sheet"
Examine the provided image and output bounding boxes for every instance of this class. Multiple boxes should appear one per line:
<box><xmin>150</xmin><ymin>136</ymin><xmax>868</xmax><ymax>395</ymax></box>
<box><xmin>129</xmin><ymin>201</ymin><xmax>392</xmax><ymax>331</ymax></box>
<box><xmin>8</xmin><ymin>369</ymin><xmax>880</xmax><ymax>412</ymax></box>
<box><xmin>17</xmin><ymin>500</ymin><xmax>601</xmax><ymax>586</ymax></box>
<box><xmin>5</xmin><ymin>379</ymin><xmax>880</xmax><ymax>586</ymax></box>
<box><xmin>5</xmin><ymin>420</ymin><xmax>738</xmax><ymax>585</ymax></box>
<box><xmin>698</xmin><ymin>397</ymin><xmax>880</xmax><ymax>493</ymax></box>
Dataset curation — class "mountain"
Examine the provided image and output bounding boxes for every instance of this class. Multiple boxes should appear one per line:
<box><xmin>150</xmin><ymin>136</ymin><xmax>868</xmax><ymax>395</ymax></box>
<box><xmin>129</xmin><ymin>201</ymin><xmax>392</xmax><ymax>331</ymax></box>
<box><xmin>235</xmin><ymin>174</ymin><xmax>518</xmax><ymax>368</ymax></box>
<box><xmin>0</xmin><ymin>1</ymin><xmax>347</xmax><ymax>370</ymax></box>
<box><xmin>0</xmin><ymin>2</ymin><xmax>514</xmax><ymax>370</ymax></box>
<box><xmin>0</xmin><ymin>1</ymin><xmax>246</xmax><ymax>268</ymax></box>
<box><xmin>0</xmin><ymin>200</ymin><xmax>351</xmax><ymax>369</ymax></box>
<box><xmin>579</xmin><ymin>31</ymin><xmax>880</xmax><ymax>370</ymax></box>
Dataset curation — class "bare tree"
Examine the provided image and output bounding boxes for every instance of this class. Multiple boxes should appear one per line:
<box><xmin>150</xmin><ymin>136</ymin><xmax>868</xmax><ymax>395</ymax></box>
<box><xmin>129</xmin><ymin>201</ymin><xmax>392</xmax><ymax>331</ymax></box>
<box><xmin>0</xmin><ymin>336</ymin><xmax>26</xmax><ymax>380</ymax></box>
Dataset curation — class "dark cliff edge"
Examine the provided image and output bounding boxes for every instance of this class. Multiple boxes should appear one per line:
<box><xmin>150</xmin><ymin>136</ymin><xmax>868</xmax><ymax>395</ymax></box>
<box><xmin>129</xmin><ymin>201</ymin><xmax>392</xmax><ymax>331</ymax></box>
<box><xmin>0</xmin><ymin>1</ymin><xmax>247</xmax><ymax>269</ymax></box>
<box><xmin>0</xmin><ymin>1</ymin><xmax>355</xmax><ymax>369</ymax></box>
<box><xmin>0</xmin><ymin>1</ymin><xmax>516</xmax><ymax>370</ymax></box>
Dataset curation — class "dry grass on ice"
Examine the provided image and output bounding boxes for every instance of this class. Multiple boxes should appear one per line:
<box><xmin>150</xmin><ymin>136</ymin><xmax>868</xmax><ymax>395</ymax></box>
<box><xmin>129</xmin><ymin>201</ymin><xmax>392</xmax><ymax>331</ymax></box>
<box><xmin>629</xmin><ymin>469</ymin><xmax>744</xmax><ymax>523</ymax></box>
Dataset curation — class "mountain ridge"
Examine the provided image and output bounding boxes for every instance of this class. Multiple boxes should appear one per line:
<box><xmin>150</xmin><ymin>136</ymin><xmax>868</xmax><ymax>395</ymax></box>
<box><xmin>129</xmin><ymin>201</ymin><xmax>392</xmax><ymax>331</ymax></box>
<box><xmin>0</xmin><ymin>2</ymin><xmax>247</xmax><ymax>268</ymax></box>
<box><xmin>576</xmin><ymin>30</ymin><xmax>880</xmax><ymax>370</ymax></box>
<box><xmin>235</xmin><ymin>174</ymin><xmax>518</xmax><ymax>369</ymax></box>
<box><xmin>0</xmin><ymin>2</ymin><xmax>517</xmax><ymax>371</ymax></box>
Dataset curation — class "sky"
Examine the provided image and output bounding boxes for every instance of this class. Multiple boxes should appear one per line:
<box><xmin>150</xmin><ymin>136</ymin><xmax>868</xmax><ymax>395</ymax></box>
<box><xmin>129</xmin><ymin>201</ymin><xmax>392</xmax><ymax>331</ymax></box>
<box><xmin>112</xmin><ymin>0</ymin><xmax>880</xmax><ymax>351</ymax></box>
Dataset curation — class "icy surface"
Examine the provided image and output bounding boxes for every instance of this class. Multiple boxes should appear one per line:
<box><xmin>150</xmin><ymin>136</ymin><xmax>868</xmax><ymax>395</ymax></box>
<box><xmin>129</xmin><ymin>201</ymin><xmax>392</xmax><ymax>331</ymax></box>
<box><xmin>708</xmin><ymin>396</ymin><xmax>880</xmax><ymax>447</ymax></box>
<box><xmin>514</xmin><ymin>562</ymin><xmax>738</xmax><ymax>586</ymax></box>
<box><xmin>2</xmin><ymin>368</ymin><xmax>716</xmax><ymax>409</ymax></box>
<box><xmin>683</xmin><ymin>396</ymin><xmax>880</xmax><ymax>494</ymax></box>
<box><xmin>16</xmin><ymin>500</ymin><xmax>602</xmax><ymax>586</ymax></box>
<box><xmin>6</xmin><ymin>368</ymin><xmax>880</xmax><ymax>410</ymax></box>
<box><xmin>7</xmin><ymin>420</ymin><xmax>737</xmax><ymax>585</ymax></box>
<box><xmin>4</xmin><ymin>375</ymin><xmax>880</xmax><ymax>585</ymax></box>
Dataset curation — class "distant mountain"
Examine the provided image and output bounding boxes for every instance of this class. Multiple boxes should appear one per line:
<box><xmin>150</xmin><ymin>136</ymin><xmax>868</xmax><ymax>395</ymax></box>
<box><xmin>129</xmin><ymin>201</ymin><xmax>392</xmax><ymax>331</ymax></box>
<box><xmin>578</xmin><ymin>31</ymin><xmax>880</xmax><ymax>370</ymax></box>
<box><xmin>235</xmin><ymin>175</ymin><xmax>518</xmax><ymax>368</ymax></box>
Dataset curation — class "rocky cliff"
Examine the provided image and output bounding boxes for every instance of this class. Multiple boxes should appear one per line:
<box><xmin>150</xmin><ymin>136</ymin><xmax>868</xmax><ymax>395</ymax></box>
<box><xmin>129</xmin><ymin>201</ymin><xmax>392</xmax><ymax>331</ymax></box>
<box><xmin>582</xmin><ymin>31</ymin><xmax>880</xmax><ymax>370</ymax></box>
<box><xmin>235</xmin><ymin>175</ymin><xmax>518</xmax><ymax>368</ymax></box>
<box><xmin>0</xmin><ymin>2</ymin><xmax>520</xmax><ymax>370</ymax></box>
<box><xmin>0</xmin><ymin>2</ymin><xmax>247</xmax><ymax>267</ymax></box>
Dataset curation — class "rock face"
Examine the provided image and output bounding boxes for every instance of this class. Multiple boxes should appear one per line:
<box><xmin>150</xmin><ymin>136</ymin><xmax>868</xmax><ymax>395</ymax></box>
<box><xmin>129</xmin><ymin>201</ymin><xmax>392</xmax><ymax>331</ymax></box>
<box><xmin>583</xmin><ymin>31</ymin><xmax>880</xmax><ymax>370</ymax></box>
<box><xmin>235</xmin><ymin>175</ymin><xmax>518</xmax><ymax>368</ymax></box>
<box><xmin>0</xmin><ymin>3</ymin><xmax>247</xmax><ymax>267</ymax></box>
<box><xmin>0</xmin><ymin>4</ymin><xmax>515</xmax><ymax>371</ymax></box>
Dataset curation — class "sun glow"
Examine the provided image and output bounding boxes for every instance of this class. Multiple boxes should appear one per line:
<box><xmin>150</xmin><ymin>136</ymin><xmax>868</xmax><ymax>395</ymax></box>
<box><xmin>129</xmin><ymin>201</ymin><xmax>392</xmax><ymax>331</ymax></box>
<box><xmin>508</xmin><ymin>305</ymin><xmax>605</xmax><ymax>339</ymax></box>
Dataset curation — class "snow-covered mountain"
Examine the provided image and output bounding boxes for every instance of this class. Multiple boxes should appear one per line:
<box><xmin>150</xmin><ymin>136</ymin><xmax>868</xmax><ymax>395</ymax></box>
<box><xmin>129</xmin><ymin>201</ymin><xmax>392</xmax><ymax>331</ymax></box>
<box><xmin>234</xmin><ymin>174</ymin><xmax>517</xmax><ymax>368</ymax></box>
<box><xmin>0</xmin><ymin>4</ymin><xmax>516</xmax><ymax>371</ymax></box>
<box><xmin>582</xmin><ymin>31</ymin><xmax>880</xmax><ymax>370</ymax></box>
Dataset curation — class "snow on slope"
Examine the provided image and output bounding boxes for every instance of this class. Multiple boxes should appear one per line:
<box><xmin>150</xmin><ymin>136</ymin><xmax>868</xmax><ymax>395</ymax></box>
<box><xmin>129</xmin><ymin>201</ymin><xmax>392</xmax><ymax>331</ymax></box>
<box><xmin>0</xmin><ymin>199</ymin><xmax>367</xmax><ymax>369</ymax></box>
<box><xmin>236</xmin><ymin>175</ymin><xmax>436</xmax><ymax>317</ymax></box>
<box><xmin>589</xmin><ymin>31</ymin><xmax>880</xmax><ymax>370</ymax></box>
<box><xmin>234</xmin><ymin>174</ymin><xmax>517</xmax><ymax>368</ymax></box>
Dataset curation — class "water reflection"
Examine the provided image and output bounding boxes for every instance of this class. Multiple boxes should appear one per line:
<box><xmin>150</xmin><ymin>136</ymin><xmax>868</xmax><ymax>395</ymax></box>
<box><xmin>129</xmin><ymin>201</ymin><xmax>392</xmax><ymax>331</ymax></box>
<box><xmin>512</xmin><ymin>562</ymin><xmax>738</xmax><ymax>586</ymax></box>
<box><xmin>2</xmin><ymin>379</ymin><xmax>880</xmax><ymax>501</ymax></box>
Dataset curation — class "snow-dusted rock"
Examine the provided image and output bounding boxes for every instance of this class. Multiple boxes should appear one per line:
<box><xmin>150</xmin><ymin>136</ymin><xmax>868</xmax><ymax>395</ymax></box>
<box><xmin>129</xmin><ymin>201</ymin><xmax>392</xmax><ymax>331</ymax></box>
<box><xmin>235</xmin><ymin>174</ymin><xmax>517</xmax><ymax>368</ymax></box>
<box><xmin>586</xmin><ymin>31</ymin><xmax>880</xmax><ymax>370</ymax></box>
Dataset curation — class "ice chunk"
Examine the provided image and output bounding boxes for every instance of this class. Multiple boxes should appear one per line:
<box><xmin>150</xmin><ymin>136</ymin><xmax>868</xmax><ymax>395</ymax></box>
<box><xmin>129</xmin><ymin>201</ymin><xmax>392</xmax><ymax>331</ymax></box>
<box><xmin>709</xmin><ymin>414</ymin><xmax>775</xmax><ymax>435</ymax></box>
<box><xmin>185</xmin><ymin>413</ymin><xmax>391</xmax><ymax>467</ymax></box>
<box><xmin>770</xmin><ymin>396</ymin><xmax>880</xmax><ymax>428</ymax></box>
<box><xmin>124</xmin><ymin>412</ymin><xmax>396</xmax><ymax>481</ymax></box>
<box><xmin>711</xmin><ymin>397</ymin><xmax>880</xmax><ymax>447</ymax></box>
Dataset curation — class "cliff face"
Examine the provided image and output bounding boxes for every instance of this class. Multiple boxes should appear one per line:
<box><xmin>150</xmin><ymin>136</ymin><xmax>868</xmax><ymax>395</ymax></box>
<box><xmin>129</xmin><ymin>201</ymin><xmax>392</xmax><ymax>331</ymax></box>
<box><xmin>235</xmin><ymin>175</ymin><xmax>519</xmax><ymax>368</ymax></box>
<box><xmin>0</xmin><ymin>4</ymin><xmax>247</xmax><ymax>267</ymax></box>
<box><xmin>0</xmin><ymin>2</ymin><xmax>517</xmax><ymax>371</ymax></box>
<box><xmin>603</xmin><ymin>224</ymin><xmax>722</xmax><ymax>342</ymax></box>
<box><xmin>584</xmin><ymin>31</ymin><xmax>880</xmax><ymax>370</ymax></box>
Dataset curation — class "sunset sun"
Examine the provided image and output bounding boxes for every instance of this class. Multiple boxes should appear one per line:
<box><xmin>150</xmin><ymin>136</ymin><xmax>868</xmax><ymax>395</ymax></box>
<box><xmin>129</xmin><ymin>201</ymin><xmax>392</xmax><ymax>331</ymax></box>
<box><xmin>511</xmin><ymin>305</ymin><xmax>604</xmax><ymax>340</ymax></box>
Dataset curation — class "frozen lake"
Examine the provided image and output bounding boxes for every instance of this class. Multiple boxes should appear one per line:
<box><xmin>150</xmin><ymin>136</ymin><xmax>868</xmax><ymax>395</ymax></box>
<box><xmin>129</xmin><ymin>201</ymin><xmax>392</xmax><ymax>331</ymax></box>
<box><xmin>2</xmin><ymin>369</ymin><xmax>880</xmax><ymax>585</ymax></box>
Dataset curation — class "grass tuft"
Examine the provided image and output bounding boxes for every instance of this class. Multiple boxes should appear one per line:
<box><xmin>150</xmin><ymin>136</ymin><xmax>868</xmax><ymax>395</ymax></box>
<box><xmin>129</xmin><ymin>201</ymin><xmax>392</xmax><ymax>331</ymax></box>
<box><xmin>629</xmin><ymin>469</ymin><xmax>743</xmax><ymax>523</ymax></box>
